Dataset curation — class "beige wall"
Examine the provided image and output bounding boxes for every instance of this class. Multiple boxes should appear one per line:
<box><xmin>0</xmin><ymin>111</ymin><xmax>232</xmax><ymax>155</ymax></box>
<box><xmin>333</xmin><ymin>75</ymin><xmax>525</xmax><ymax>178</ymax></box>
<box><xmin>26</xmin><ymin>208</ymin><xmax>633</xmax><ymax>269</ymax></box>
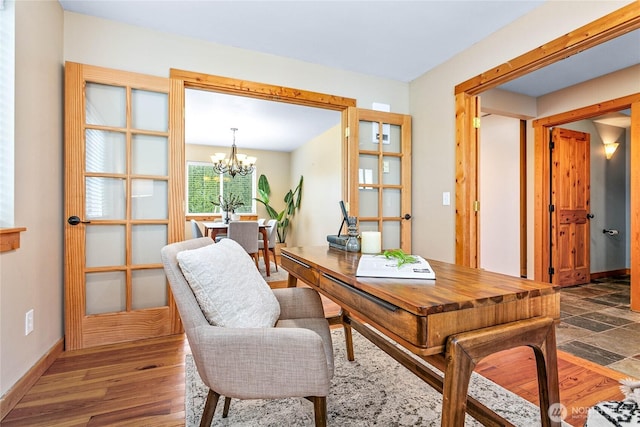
<box><xmin>63</xmin><ymin>12</ymin><xmax>410</xmax><ymax>113</ymax></box>
<box><xmin>290</xmin><ymin>125</ymin><xmax>342</xmax><ymax>248</ymax></box>
<box><xmin>409</xmin><ymin>0</ymin><xmax>632</xmax><ymax>263</ymax></box>
<box><xmin>1</xmin><ymin>0</ymin><xmax>64</xmax><ymax>397</ymax></box>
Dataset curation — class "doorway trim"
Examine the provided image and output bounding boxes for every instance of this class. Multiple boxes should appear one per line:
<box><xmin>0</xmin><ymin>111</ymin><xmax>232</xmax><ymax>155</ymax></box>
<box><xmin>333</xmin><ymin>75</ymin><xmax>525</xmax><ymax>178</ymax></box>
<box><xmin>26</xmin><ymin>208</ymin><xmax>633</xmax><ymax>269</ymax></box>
<box><xmin>455</xmin><ymin>2</ymin><xmax>640</xmax><ymax>268</ymax></box>
<box><xmin>168</xmin><ymin>69</ymin><xmax>357</xmax><ymax>242</ymax></box>
<box><xmin>532</xmin><ymin>94</ymin><xmax>640</xmax><ymax>285</ymax></box>
<box><xmin>454</xmin><ymin>3</ymin><xmax>640</xmax><ymax>311</ymax></box>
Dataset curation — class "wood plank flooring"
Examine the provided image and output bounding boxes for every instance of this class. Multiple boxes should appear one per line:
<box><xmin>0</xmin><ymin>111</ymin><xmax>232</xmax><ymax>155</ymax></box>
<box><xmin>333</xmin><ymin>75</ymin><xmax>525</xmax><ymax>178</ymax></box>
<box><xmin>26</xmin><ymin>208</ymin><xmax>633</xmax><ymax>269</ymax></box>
<box><xmin>2</xmin><ymin>281</ymin><xmax>627</xmax><ymax>426</ymax></box>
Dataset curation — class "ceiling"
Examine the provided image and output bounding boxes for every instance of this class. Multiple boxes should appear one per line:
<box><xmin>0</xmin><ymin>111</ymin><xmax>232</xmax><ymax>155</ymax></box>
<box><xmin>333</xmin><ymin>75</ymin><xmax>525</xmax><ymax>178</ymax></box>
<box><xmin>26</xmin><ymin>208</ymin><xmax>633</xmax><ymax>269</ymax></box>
<box><xmin>59</xmin><ymin>1</ymin><xmax>639</xmax><ymax>151</ymax></box>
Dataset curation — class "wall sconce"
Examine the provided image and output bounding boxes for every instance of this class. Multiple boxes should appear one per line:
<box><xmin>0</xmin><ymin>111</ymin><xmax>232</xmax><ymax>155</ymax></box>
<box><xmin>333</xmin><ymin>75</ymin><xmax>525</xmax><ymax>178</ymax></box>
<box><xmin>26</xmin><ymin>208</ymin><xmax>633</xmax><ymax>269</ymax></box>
<box><xmin>604</xmin><ymin>142</ymin><xmax>619</xmax><ymax>160</ymax></box>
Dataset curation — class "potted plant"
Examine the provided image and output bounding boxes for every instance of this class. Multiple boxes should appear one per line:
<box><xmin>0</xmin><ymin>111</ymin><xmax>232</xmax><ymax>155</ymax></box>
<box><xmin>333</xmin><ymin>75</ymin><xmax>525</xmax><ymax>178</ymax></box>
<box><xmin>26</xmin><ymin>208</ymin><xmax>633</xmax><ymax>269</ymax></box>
<box><xmin>211</xmin><ymin>193</ymin><xmax>244</xmax><ymax>223</ymax></box>
<box><xmin>254</xmin><ymin>174</ymin><xmax>303</xmax><ymax>248</ymax></box>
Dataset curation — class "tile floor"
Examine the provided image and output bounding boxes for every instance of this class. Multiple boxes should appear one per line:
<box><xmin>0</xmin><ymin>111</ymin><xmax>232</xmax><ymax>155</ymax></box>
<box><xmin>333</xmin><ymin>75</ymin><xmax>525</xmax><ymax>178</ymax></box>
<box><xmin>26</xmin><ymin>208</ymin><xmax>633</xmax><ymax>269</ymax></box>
<box><xmin>557</xmin><ymin>276</ymin><xmax>640</xmax><ymax>379</ymax></box>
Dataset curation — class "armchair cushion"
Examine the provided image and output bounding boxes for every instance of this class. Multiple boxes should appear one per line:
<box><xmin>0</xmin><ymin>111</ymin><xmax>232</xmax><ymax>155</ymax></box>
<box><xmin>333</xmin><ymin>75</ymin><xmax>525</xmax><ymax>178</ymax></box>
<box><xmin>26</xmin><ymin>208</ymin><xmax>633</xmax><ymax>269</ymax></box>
<box><xmin>177</xmin><ymin>238</ymin><xmax>280</xmax><ymax>328</ymax></box>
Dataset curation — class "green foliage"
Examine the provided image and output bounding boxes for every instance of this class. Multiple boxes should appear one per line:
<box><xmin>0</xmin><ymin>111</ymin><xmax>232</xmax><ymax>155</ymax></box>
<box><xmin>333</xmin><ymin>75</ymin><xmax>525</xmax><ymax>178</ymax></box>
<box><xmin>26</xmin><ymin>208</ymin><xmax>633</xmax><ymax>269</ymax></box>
<box><xmin>254</xmin><ymin>174</ymin><xmax>303</xmax><ymax>243</ymax></box>
<box><xmin>383</xmin><ymin>249</ymin><xmax>417</xmax><ymax>268</ymax></box>
<box><xmin>186</xmin><ymin>163</ymin><xmax>253</xmax><ymax>214</ymax></box>
<box><xmin>211</xmin><ymin>192</ymin><xmax>244</xmax><ymax>213</ymax></box>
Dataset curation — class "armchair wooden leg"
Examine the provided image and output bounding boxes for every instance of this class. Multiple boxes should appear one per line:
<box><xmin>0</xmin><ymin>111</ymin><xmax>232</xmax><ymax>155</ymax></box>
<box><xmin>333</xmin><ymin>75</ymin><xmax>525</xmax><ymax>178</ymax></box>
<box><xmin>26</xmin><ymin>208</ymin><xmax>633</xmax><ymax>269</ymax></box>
<box><xmin>310</xmin><ymin>396</ymin><xmax>327</xmax><ymax>427</ymax></box>
<box><xmin>200</xmin><ymin>389</ymin><xmax>220</xmax><ymax>427</ymax></box>
<box><xmin>222</xmin><ymin>396</ymin><xmax>232</xmax><ymax>418</ymax></box>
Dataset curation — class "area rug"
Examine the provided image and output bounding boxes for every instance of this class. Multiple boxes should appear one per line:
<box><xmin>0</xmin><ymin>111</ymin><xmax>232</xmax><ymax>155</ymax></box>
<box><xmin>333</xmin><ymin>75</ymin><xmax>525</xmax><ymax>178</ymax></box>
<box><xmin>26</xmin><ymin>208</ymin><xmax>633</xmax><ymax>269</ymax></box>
<box><xmin>258</xmin><ymin>260</ymin><xmax>288</xmax><ymax>283</ymax></box>
<box><xmin>185</xmin><ymin>327</ymin><xmax>559</xmax><ymax>426</ymax></box>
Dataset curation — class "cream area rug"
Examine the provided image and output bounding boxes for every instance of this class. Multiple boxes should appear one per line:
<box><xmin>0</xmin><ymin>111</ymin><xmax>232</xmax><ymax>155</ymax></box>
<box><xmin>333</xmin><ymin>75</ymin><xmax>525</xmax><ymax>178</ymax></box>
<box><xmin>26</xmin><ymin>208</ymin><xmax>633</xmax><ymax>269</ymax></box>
<box><xmin>185</xmin><ymin>327</ymin><xmax>565</xmax><ymax>426</ymax></box>
<box><xmin>258</xmin><ymin>260</ymin><xmax>288</xmax><ymax>283</ymax></box>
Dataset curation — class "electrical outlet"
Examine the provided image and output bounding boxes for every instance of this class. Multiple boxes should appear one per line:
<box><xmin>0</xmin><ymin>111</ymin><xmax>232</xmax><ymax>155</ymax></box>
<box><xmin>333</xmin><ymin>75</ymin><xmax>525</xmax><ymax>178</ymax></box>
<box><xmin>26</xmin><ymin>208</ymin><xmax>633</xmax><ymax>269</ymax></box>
<box><xmin>25</xmin><ymin>309</ymin><xmax>34</xmax><ymax>335</ymax></box>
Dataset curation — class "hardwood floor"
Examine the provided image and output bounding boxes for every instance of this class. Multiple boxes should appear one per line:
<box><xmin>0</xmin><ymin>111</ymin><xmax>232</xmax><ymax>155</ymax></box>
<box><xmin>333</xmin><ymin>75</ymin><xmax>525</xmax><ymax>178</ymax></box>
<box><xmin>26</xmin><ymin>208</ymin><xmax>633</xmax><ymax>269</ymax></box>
<box><xmin>2</xmin><ymin>282</ymin><xmax>627</xmax><ymax>426</ymax></box>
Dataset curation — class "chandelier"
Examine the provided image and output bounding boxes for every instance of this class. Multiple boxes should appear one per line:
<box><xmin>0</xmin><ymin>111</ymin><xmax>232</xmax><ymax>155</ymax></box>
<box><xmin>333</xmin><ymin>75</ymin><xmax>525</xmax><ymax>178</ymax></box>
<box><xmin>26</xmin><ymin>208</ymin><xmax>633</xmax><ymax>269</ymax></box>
<box><xmin>210</xmin><ymin>128</ymin><xmax>256</xmax><ymax>178</ymax></box>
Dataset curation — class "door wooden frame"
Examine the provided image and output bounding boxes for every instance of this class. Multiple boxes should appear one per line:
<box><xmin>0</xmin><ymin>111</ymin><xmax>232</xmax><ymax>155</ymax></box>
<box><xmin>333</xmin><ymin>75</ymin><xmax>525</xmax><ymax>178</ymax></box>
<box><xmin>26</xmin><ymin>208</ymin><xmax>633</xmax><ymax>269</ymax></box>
<box><xmin>454</xmin><ymin>3</ymin><xmax>640</xmax><ymax>311</ymax></box>
<box><xmin>533</xmin><ymin>95</ymin><xmax>640</xmax><ymax>286</ymax></box>
<box><xmin>346</xmin><ymin>107</ymin><xmax>413</xmax><ymax>252</ymax></box>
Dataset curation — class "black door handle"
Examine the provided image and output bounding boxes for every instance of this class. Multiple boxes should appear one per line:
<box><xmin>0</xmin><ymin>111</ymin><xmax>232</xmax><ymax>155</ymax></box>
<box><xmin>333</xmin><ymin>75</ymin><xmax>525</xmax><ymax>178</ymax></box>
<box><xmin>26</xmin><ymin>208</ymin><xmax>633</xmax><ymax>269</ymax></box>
<box><xmin>587</xmin><ymin>213</ymin><xmax>595</xmax><ymax>219</ymax></box>
<box><xmin>67</xmin><ymin>216</ymin><xmax>90</xmax><ymax>225</ymax></box>
<box><xmin>403</xmin><ymin>213</ymin><xmax>412</xmax><ymax>220</ymax></box>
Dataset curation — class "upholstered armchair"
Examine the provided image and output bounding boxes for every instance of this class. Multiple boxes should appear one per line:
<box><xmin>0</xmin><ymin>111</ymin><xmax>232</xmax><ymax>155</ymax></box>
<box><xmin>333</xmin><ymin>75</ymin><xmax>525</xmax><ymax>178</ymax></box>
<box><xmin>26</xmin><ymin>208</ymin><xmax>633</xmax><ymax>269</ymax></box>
<box><xmin>160</xmin><ymin>237</ymin><xmax>334</xmax><ymax>427</ymax></box>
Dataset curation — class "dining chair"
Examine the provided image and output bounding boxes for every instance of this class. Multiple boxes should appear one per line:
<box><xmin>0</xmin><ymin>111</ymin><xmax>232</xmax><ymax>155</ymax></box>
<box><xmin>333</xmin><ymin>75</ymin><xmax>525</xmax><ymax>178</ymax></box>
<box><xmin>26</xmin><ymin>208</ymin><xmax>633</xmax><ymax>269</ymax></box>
<box><xmin>190</xmin><ymin>219</ymin><xmax>204</xmax><ymax>239</ymax></box>
<box><xmin>160</xmin><ymin>237</ymin><xmax>334</xmax><ymax>426</ymax></box>
<box><xmin>258</xmin><ymin>219</ymin><xmax>279</xmax><ymax>271</ymax></box>
<box><xmin>227</xmin><ymin>221</ymin><xmax>260</xmax><ymax>267</ymax></box>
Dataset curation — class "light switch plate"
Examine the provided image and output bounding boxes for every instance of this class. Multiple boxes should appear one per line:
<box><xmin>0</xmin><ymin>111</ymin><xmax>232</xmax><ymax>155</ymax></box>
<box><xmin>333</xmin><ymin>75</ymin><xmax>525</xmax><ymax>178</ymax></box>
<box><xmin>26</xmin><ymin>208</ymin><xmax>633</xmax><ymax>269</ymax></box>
<box><xmin>442</xmin><ymin>192</ymin><xmax>451</xmax><ymax>206</ymax></box>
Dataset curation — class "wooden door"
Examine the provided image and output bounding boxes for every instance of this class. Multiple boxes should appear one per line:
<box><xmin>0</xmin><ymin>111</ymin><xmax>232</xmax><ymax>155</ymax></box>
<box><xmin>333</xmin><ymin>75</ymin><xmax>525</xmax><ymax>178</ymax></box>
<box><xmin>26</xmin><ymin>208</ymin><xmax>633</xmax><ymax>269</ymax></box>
<box><xmin>551</xmin><ymin>127</ymin><xmax>591</xmax><ymax>287</ymax></box>
<box><xmin>346</xmin><ymin>108</ymin><xmax>412</xmax><ymax>252</ymax></box>
<box><xmin>64</xmin><ymin>63</ymin><xmax>181</xmax><ymax>350</ymax></box>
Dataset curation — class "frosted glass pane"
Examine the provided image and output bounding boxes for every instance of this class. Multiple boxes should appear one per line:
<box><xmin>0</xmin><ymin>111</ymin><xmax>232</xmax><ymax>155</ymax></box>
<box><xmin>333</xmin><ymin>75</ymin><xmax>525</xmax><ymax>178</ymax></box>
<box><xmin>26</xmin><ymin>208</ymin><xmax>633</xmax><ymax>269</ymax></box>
<box><xmin>359</xmin><ymin>188</ymin><xmax>378</xmax><ymax>217</ymax></box>
<box><xmin>382</xmin><ymin>156</ymin><xmax>401</xmax><ymax>185</ymax></box>
<box><xmin>382</xmin><ymin>124</ymin><xmax>402</xmax><ymax>153</ymax></box>
<box><xmin>358</xmin><ymin>120</ymin><xmax>379</xmax><ymax>151</ymax></box>
<box><xmin>132</xmin><ymin>89</ymin><xmax>168</xmax><ymax>132</ymax></box>
<box><xmin>382</xmin><ymin>221</ymin><xmax>400</xmax><ymax>250</ymax></box>
<box><xmin>358</xmin><ymin>154</ymin><xmax>378</xmax><ymax>188</ymax></box>
<box><xmin>132</xmin><ymin>134</ymin><xmax>168</xmax><ymax>176</ymax></box>
<box><xmin>132</xmin><ymin>269</ymin><xmax>167</xmax><ymax>309</ymax></box>
<box><xmin>86</xmin><ymin>271</ymin><xmax>126</xmax><ymax>315</ymax></box>
<box><xmin>86</xmin><ymin>177</ymin><xmax>126</xmax><ymax>220</ymax></box>
<box><xmin>85</xmin><ymin>130</ymin><xmax>126</xmax><ymax>174</ymax></box>
<box><xmin>132</xmin><ymin>224</ymin><xmax>167</xmax><ymax>265</ymax></box>
<box><xmin>85</xmin><ymin>83</ymin><xmax>125</xmax><ymax>127</ymax></box>
<box><xmin>86</xmin><ymin>225</ymin><xmax>125</xmax><ymax>267</ymax></box>
<box><xmin>131</xmin><ymin>180</ymin><xmax>168</xmax><ymax>219</ymax></box>
<box><xmin>359</xmin><ymin>221</ymin><xmax>379</xmax><ymax>233</ymax></box>
<box><xmin>383</xmin><ymin>188</ymin><xmax>401</xmax><ymax>217</ymax></box>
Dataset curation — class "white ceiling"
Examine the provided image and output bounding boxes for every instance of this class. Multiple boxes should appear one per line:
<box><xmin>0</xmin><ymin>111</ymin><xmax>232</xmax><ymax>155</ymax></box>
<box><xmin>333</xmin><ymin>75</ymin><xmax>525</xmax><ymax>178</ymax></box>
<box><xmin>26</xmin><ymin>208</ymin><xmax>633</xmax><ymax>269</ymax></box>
<box><xmin>58</xmin><ymin>1</ymin><xmax>638</xmax><ymax>151</ymax></box>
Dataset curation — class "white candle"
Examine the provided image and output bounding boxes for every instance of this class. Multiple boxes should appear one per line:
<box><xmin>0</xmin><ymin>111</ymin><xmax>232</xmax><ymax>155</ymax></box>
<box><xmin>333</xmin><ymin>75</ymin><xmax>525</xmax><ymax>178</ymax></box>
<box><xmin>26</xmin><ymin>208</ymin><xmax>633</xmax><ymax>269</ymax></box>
<box><xmin>361</xmin><ymin>231</ymin><xmax>381</xmax><ymax>254</ymax></box>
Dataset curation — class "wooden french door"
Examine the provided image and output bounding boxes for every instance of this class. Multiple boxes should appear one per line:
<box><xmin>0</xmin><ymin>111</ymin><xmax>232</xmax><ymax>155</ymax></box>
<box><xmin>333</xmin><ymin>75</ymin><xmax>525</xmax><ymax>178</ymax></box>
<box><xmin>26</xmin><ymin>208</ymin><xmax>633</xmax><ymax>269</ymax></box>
<box><xmin>346</xmin><ymin>108</ymin><xmax>412</xmax><ymax>252</ymax></box>
<box><xmin>64</xmin><ymin>63</ymin><xmax>182</xmax><ymax>350</ymax></box>
<box><xmin>551</xmin><ymin>127</ymin><xmax>591</xmax><ymax>287</ymax></box>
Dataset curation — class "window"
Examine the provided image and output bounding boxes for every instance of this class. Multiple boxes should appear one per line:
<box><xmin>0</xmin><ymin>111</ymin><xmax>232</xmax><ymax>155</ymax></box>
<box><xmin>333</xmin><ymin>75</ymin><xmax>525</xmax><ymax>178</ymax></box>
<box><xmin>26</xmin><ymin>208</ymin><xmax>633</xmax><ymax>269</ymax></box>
<box><xmin>0</xmin><ymin>0</ymin><xmax>15</xmax><ymax>227</ymax></box>
<box><xmin>186</xmin><ymin>161</ymin><xmax>256</xmax><ymax>215</ymax></box>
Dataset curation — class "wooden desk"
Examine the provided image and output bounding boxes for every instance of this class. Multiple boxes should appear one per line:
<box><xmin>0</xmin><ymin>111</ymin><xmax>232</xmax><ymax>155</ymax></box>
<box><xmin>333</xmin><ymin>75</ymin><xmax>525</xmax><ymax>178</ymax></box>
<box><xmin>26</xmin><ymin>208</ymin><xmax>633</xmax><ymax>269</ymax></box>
<box><xmin>281</xmin><ymin>246</ymin><xmax>561</xmax><ymax>427</ymax></box>
<box><xmin>202</xmin><ymin>222</ymin><xmax>271</xmax><ymax>277</ymax></box>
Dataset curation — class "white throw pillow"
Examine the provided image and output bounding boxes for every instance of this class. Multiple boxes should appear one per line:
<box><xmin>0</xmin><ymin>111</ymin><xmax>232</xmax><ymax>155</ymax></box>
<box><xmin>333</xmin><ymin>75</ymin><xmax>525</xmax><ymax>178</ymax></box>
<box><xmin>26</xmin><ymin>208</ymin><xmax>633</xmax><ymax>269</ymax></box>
<box><xmin>176</xmin><ymin>239</ymin><xmax>280</xmax><ymax>328</ymax></box>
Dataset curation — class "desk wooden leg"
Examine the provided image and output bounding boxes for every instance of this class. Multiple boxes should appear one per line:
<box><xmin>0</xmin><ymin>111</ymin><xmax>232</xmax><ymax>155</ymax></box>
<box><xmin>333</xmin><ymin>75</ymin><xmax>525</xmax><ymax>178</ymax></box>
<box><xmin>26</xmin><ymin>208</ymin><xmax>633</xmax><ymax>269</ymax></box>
<box><xmin>441</xmin><ymin>317</ymin><xmax>560</xmax><ymax>427</ymax></box>
<box><xmin>286</xmin><ymin>274</ymin><xmax>298</xmax><ymax>288</ymax></box>
<box><xmin>341</xmin><ymin>311</ymin><xmax>355</xmax><ymax>361</ymax></box>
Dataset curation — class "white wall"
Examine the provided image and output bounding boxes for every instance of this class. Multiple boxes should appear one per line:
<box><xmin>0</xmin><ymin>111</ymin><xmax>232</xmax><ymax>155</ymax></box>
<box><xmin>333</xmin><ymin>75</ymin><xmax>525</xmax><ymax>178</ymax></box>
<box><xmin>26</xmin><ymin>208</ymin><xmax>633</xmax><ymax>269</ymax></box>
<box><xmin>409</xmin><ymin>0</ymin><xmax>632</xmax><ymax>263</ymax></box>
<box><xmin>479</xmin><ymin>115</ymin><xmax>521</xmax><ymax>277</ymax></box>
<box><xmin>0</xmin><ymin>0</ymin><xmax>63</xmax><ymax>397</ymax></box>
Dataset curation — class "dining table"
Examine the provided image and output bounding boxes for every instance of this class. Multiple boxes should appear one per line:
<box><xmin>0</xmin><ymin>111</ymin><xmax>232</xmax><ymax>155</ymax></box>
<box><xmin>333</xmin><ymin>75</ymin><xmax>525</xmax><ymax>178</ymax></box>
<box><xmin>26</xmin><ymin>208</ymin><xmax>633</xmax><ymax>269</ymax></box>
<box><xmin>201</xmin><ymin>222</ymin><xmax>271</xmax><ymax>277</ymax></box>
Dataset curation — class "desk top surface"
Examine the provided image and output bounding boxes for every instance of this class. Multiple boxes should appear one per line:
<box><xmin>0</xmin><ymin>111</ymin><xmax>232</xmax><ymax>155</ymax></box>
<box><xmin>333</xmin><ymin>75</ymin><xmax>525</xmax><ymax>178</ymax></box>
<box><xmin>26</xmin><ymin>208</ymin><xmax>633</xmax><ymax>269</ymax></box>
<box><xmin>282</xmin><ymin>246</ymin><xmax>559</xmax><ymax>317</ymax></box>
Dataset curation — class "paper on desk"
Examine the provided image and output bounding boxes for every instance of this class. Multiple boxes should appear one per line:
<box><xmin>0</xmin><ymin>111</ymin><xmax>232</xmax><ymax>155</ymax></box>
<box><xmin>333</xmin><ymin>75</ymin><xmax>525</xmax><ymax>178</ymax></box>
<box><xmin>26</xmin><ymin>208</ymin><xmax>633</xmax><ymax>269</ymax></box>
<box><xmin>356</xmin><ymin>254</ymin><xmax>436</xmax><ymax>280</ymax></box>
